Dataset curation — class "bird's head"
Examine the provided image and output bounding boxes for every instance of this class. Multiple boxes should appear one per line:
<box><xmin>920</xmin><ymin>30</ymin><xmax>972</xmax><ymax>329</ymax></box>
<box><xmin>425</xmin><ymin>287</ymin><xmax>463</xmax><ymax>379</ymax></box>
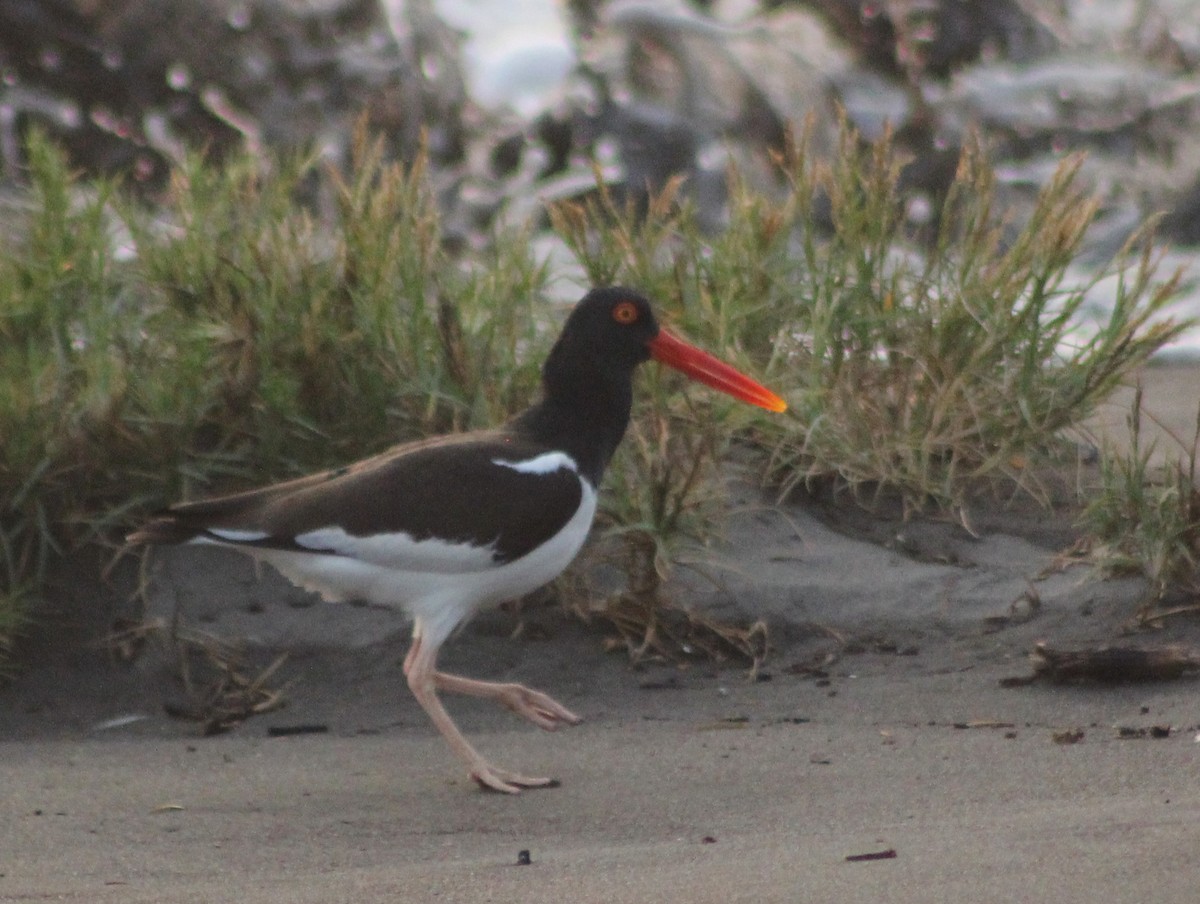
<box><xmin>558</xmin><ymin>287</ymin><xmax>786</xmax><ymax>413</ymax></box>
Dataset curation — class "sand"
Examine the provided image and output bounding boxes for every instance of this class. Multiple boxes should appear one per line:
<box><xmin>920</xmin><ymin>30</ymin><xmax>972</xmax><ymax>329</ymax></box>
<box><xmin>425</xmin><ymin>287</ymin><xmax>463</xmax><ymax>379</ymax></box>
<box><xmin>1</xmin><ymin>363</ymin><xmax>1199</xmax><ymax>903</ymax></box>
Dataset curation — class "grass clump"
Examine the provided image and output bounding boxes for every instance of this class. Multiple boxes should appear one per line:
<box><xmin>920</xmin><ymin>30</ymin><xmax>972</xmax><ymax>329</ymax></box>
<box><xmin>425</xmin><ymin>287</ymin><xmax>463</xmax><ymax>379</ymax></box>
<box><xmin>0</xmin><ymin>128</ymin><xmax>551</xmax><ymax>667</ymax></box>
<box><xmin>1081</xmin><ymin>389</ymin><xmax>1200</xmax><ymax>620</ymax></box>
<box><xmin>1</xmin><ymin>134</ymin><xmax>124</xmax><ymax>655</ymax></box>
<box><xmin>546</xmin><ymin>121</ymin><xmax>1185</xmax><ymax>653</ymax></box>
<box><xmin>552</xmin><ymin>125</ymin><xmax>1186</xmax><ymax>541</ymax></box>
<box><xmin>761</xmin><ymin>128</ymin><xmax>1187</xmax><ymax>522</ymax></box>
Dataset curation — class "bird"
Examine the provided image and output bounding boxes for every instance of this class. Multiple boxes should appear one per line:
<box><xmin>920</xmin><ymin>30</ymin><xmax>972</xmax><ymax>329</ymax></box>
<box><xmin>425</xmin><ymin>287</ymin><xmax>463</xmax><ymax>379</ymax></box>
<box><xmin>128</xmin><ymin>287</ymin><xmax>786</xmax><ymax>793</ymax></box>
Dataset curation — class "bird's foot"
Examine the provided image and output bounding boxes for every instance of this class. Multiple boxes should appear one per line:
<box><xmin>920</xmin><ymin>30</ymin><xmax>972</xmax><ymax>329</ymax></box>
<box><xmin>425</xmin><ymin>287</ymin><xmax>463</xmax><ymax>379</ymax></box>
<box><xmin>495</xmin><ymin>683</ymin><xmax>583</xmax><ymax>731</ymax></box>
<box><xmin>470</xmin><ymin>762</ymin><xmax>563</xmax><ymax>794</ymax></box>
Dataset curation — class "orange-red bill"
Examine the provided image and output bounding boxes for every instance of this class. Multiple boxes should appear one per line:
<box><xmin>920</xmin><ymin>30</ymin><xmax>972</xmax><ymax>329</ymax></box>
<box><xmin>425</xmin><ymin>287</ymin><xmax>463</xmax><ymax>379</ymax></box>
<box><xmin>648</xmin><ymin>329</ymin><xmax>787</xmax><ymax>413</ymax></box>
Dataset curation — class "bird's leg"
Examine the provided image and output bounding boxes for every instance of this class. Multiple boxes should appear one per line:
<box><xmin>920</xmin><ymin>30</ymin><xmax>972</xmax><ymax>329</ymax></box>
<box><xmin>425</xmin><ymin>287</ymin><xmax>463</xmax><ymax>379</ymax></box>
<box><xmin>431</xmin><ymin>673</ymin><xmax>582</xmax><ymax>731</ymax></box>
<box><xmin>404</xmin><ymin>625</ymin><xmax>581</xmax><ymax>730</ymax></box>
<box><xmin>404</xmin><ymin>633</ymin><xmax>560</xmax><ymax>794</ymax></box>
<box><xmin>402</xmin><ymin>633</ymin><xmax>421</xmax><ymax>676</ymax></box>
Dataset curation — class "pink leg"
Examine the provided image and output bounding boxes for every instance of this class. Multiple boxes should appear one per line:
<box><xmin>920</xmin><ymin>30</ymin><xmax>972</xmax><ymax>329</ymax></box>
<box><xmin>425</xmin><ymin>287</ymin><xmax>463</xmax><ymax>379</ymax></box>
<box><xmin>432</xmin><ymin>673</ymin><xmax>581</xmax><ymax>731</ymax></box>
<box><xmin>403</xmin><ymin>631</ymin><xmax>566</xmax><ymax>794</ymax></box>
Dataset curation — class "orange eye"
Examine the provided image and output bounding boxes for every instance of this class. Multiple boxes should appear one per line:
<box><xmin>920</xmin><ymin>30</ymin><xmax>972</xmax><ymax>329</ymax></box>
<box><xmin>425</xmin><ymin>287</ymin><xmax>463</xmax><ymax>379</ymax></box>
<box><xmin>612</xmin><ymin>301</ymin><xmax>639</xmax><ymax>325</ymax></box>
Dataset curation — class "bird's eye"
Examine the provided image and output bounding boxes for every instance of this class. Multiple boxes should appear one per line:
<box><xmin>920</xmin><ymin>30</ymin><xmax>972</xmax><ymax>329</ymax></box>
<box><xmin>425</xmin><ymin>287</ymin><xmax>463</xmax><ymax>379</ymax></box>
<box><xmin>612</xmin><ymin>301</ymin><xmax>639</xmax><ymax>325</ymax></box>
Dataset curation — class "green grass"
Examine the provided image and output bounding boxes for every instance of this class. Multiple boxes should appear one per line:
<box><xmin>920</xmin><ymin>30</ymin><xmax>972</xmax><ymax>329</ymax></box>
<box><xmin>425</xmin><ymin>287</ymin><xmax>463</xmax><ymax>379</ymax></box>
<box><xmin>551</xmin><ymin>123</ymin><xmax>1186</xmax><ymax>544</ymax></box>
<box><xmin>0</xmin><ymin>128</ymin><xmax>552</xmax><ymax>662</ymax></box>
<box><xmin>1081</xmin><ymin>388</ymin><xmax>1200</xmax><ymax>620</ymax></box>
<box><xmin>760</xmin><ymin>129</ymin><xmax>1185</xmax><ymax>522</ymax></box>
<box><xmin>0</xmin><ymin>119</ymin><xmax>1191</xmax><ymax>670</ymax></box>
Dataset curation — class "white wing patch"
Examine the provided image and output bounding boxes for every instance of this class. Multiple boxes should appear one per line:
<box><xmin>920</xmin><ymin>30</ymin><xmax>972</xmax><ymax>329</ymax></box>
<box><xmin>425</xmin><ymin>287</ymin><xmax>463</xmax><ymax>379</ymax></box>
<box><xmin>207</xmin><ymin>528</ymin><xmax>271</xmax><ymax>543</ymax></box>
<box><xmin>491</xmin><ymin>450</ymin><xmax>579</xmax><ymax>475</ymax></box>
<box><xmin>292</xmin><ymin>526</ymin><xmax>498</xmax><ymax>573</ymax></box>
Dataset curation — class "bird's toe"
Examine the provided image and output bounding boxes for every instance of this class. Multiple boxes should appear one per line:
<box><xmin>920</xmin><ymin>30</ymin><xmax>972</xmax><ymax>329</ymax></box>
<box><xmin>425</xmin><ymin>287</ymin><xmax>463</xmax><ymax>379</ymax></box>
<box><xmin>501</xmin><ymin>684</ymin><xmax>582</xmax><ymax>730</ymax></box>
<box><xmin>471</xmin><ymin>764</ymin><xmax>561</xmax><ymax>794</ymax></box>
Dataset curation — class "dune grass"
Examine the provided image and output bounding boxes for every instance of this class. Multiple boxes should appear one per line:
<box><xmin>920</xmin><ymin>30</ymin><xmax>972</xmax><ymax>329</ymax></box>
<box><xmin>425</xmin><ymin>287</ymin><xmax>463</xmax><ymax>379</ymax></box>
<box><xmin>0</xmin><ymin>120</ymin><xmax>1191</xmax><ymax>669</ymax></box>
<box><xmin>769</xmin><ymin>140</ymin><xmax>1186</xmax><ymax>523</ymax></box>
<box><xmin>551</xmin><ymin>125</ymin><xmax>1186</xmax><ymax>556</ymax></box>
<box><xmin>0</xmin><ymin>129</ymin><xmax>552</xmax><ymax>662</ymax></box>
<box><xmin>1081</xmin><ymin>389</ymin><xmax>1200</xmax><ymax>620</ymax></box>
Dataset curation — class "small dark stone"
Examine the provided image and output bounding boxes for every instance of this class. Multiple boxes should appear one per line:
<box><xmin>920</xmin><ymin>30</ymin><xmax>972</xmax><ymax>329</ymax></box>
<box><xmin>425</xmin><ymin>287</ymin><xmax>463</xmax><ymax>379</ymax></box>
<box><xmin>516</xmin><ymin>849</ymin><xmax>532</xmax><ymax>866</ymax></box>
<box><xmin>845</xmin><ymin>847</ymin><xmax>897</xmax><ymax>862</ymax></box>
<box><xmin>267</xmin><ymin>724</ymin><xmax>329</xmax><ymax>737</ymax></box>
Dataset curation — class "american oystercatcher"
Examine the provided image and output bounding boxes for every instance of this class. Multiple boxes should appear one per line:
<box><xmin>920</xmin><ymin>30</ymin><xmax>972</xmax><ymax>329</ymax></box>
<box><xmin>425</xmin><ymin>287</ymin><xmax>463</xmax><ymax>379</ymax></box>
<box><xmin>129</xmin><ymin>287</ymin><xmax>786</xmax><ymax>793</ymax></box>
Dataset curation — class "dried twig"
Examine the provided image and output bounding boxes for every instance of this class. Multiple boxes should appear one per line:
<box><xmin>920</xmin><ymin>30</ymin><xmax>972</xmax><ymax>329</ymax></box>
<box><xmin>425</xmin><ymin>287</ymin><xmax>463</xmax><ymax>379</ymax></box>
<box><xmin>97</xmin><ymin>617</ymin><xmax>288</xmax><ymax>733</ymax></box>
<box><xmin>1001</xmin><ymin>641</ymin><xmax>1200</xmax><ymax>686</ymax></box>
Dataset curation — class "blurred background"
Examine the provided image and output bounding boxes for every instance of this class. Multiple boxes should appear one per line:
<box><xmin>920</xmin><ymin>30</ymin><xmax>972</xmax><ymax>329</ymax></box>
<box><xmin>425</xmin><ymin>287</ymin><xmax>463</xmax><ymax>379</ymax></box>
<box><xmin>2</xmin><ymin>0</ymin><xmax>1199</xmax><ymax>352</ymax></box>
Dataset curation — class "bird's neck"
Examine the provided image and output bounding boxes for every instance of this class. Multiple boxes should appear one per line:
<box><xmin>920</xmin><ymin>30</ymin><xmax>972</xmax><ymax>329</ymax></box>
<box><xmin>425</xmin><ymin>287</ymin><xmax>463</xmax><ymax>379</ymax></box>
<box><xmin>509</xmin><ymin>369</ymin><xmax>634</xmax><ymax>486</ymax></box>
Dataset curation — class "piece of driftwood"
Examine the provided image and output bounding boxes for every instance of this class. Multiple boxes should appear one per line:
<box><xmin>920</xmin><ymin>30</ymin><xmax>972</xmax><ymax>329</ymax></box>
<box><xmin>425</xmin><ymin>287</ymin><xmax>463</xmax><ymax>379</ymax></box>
<box><xmin>1001</xmin><ymin>642</ymin><xmax>1200</xmax><ymax>686</ymax></box>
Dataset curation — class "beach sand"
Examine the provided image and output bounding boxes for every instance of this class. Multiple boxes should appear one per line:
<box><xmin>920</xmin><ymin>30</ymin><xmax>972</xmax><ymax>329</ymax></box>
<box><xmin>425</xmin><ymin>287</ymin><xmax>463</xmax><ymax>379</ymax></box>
<box><xmin>1</xmin><ymin>363</ymin><xmax>1198</xmax><ymax>903</ymax></box>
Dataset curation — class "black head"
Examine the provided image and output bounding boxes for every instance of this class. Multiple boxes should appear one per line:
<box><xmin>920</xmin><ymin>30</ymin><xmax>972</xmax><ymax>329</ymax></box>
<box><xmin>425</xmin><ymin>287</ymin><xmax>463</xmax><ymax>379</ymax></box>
<box><xmin>553</xmin><ymin>287</ymin><xmax>661</xmax><ymax>370</ymax></box>
<box><xmin>515</xmin><ymin>286</ymin><xmax>784</xmax><ymax>483</ymax></box>
<box><xmin>512</xmin><ymin>287</ymin><xmax>662</xmax><ymax>483</ymax></box>
<box><xmin>543</xmin><ymin>286</ymin><xmax>786</xmax><ymax>413</ymax></box>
